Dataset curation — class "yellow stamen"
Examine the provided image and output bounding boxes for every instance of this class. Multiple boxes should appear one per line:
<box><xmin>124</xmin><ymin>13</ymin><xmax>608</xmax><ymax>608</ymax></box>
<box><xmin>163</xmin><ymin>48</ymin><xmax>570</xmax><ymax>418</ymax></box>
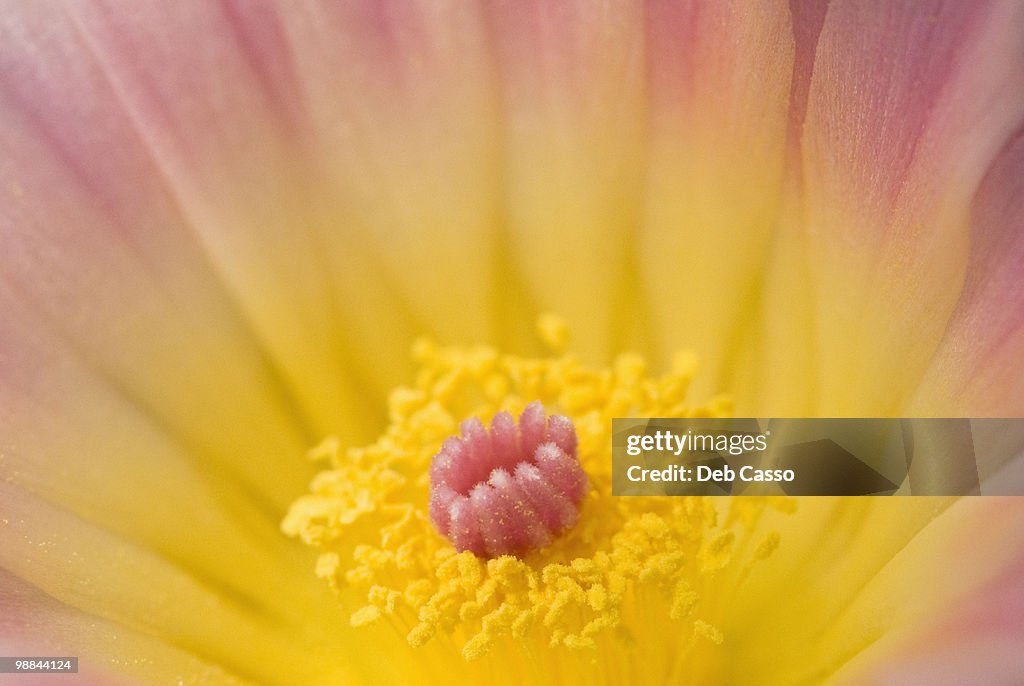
<box><xmin>283</xmin><ymin>317</ymin><xmax>792</xmax><ymax>664</ymax></box>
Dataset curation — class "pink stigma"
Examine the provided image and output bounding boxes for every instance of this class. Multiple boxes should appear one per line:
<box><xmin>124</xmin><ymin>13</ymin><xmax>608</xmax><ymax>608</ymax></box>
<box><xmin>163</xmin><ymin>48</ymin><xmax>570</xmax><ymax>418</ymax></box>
<box><xmin>429</xmin><ymin>401</ymin><xmax>588</xmax><ymax>558</ymax></box>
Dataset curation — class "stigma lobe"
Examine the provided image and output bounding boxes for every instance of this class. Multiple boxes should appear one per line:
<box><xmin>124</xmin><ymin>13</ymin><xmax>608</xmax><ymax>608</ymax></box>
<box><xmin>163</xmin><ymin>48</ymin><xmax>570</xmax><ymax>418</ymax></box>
<box><xmin>429</xmin><ymin>401</ymin><xmax>588</xmax><ymax>558</ymax></box>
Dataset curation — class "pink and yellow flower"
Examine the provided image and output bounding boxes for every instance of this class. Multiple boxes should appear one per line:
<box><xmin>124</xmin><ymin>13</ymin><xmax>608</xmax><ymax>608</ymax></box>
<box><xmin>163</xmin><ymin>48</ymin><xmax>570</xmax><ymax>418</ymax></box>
<box><xmin>1</xmin><ymin>1</ymin><xmax>1023</xmax><ymax>684</ymax></box>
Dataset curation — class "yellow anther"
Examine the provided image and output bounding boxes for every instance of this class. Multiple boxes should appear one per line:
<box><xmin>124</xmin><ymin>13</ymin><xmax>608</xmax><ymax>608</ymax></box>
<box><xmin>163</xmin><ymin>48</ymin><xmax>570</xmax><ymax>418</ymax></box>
<box><xmin>407</xmin><ymin>622</ymin><xmax>435</xmax><ymax>648</ymax></box>
<box><xmin>537</xmin><ymin>313</ymin><xmax>571</xmax><ymax>352</ymax></box>
<box><xmin>671</xmin><ymin>581</ymin><xmax>699</xmax><ymax>620</ymax></box>
<box><xmin>462</xmin><ymin>631</ymin><xmax>492</xmax><ymax>661</ymax></box>
<box><xmin>694</xmin><ymin>620</ymin><xmax>724</xmax><ymax>645</ymax></box>
<box><xmin>350</xmin><ymin>606</ymin><xmax>381</xmax><ymax>627</ymax></box>
<box><xmin>755</xmin><ymin>531</ymin><xmax>782</xmax><ymax>560</ymax></box>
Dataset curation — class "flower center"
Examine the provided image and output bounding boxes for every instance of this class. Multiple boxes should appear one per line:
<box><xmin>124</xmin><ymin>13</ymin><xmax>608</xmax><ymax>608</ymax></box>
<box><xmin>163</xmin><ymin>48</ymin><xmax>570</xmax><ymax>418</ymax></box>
<box><xmin>429</xmin><ymin>402</ymin><xmax>588</xmax><ymax>558</ymax></box>
<box><xmin>283</xmin><ymin>316</ymin><xmax>792</xmax><ymax>669</ymax></box>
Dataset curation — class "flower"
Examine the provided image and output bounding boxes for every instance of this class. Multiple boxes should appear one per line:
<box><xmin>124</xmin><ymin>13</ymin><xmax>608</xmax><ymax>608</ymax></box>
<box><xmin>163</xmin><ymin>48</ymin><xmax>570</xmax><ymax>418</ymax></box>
<box><xmin>2</xmin><ymin>2</ymin><xmax>1023</xmax><ymax>685</ymax></box>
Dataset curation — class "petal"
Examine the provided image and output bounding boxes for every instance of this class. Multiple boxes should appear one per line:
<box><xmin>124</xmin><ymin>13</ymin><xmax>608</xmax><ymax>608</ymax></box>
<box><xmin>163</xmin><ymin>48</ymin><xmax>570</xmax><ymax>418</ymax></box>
<box><xmin>476</xmin><ymin>1</ymin><xmax>649</xmax><ymax>359</ymax></box>
<box><xmin>0</xmin><ymin>483</ymin><xmax>295</xmax><ymax>683</ymax></box>
<box><xmin>718</xmin><ymin>498</ymin><xmax>1024</xmax><ymax>684</ymax></box>
<box><xmin>0</xmin><ymin>208</ymin><xmax>310</xmax><ymax>509</ymax></box>
<box><xmin>0</xmin><ymin>480</ymin><xmax>397</xmax><ymax>684</ymax></box>
<box><xmin>0</xmin><ymin>304</ymin><xmax>317</xmax><ymax>617</ymax></box>
<box><xmin>273</xmin><ymin>1</ymin><xmax>504</xmax><ymax>354</ymax></box>
<box><xmin>0</xmin><ymin>5</ymin><xmax>418</xmax><ymax>682</ymax></box>
<box><xmin>640</xmin><ymin>0</ymin><xmax>795</xmax><ymax>402</ymax></box>
<box><xmin>795</xmin><ymin>0</ymin><xmax>1024</xmax><ymax>414</ymax></box>
<box><xmin>1</xmin><ymin>1</ymin><xmax>389</xmax><ymax>443</ymax></box>
<box><xmin>869</xmin><ymin>568</ymin><xmax>1024</xmax><ymax>685</ymax></box>
<box><xmin>729</xmin><ymin>0</ymin><xmax>827</xmax><ymax>416</ymax></box>
<box><xmin>0</xmin><ymin>1</ymin><xmax>341</xmax><ymax>490</ymax></box>
<box><xmin>1</xmin><ymin>568</ymin><xmax>238</xmax><ymax>686</ymax></box>
<box><xmin>712</xmin><ymin>498</ymin><xmax>950</xmax><ymax>682</ymax></box>
<box><xmin>910</xmin><ymin>129</ymin><xmax>1024</xmax><ymax>415</ymax></box>
<box><xmin>827</xmin><ymin>499</ymin><xmax>1024</xmax><ymax>685</ymax></box>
